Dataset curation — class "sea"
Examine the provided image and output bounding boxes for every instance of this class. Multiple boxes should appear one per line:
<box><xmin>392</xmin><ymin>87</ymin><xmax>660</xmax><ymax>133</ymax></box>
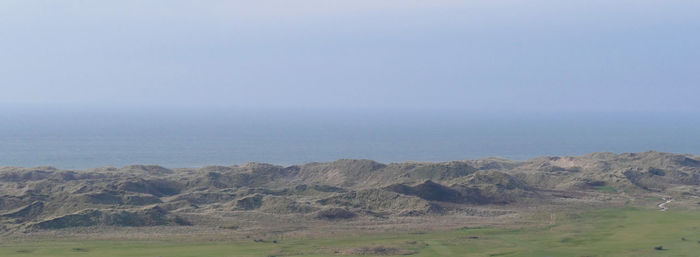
<box><xmin>1</xmin><ymin>108</ymin><xmax>698</xmax><ymax>169</ymax></box>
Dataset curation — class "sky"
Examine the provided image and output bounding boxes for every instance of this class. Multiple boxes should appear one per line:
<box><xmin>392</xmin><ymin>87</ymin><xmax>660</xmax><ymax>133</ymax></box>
<box><xmin>1</xmin><ymin>0</ymin><xmax>699</xmax><ymax>112</ymax></box>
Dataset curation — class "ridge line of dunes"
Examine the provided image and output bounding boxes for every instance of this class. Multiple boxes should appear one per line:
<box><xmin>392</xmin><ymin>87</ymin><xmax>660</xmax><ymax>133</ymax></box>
<box><xmin>0</xmin><ymin>151</ymin><xmax>698</xmax><ymax>232</ymax></box>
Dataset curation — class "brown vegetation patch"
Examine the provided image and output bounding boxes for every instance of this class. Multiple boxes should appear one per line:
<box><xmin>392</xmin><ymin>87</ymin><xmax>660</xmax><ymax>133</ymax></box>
<box><xmin>342</xmin><ymin>246</ymin><xmax>416</xmax><ymax>255</ymax></box>
<box><xmin>314</xmin><ymin>208</ymin><xmax>357</xmax><ymax>220</ymax></box>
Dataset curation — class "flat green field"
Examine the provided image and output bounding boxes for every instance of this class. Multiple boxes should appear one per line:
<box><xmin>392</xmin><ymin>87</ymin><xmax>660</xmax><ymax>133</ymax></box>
<box><xmin>2</xmin><ymin>207</ymin><xmax>699</xmax><ymax>257</ymax></box>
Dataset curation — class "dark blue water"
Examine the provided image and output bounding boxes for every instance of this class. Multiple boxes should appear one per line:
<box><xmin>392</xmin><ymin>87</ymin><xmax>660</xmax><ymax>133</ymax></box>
<box><xmin>1</xmin><ymin>109</ymin><xmax>698</xmax><ymax>169</ymax></box>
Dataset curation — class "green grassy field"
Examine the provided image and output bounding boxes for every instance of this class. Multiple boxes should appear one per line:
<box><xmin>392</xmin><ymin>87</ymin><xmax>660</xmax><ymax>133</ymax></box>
<box><xmin>593</xmin><ymin>185</ymin><xmax>618</xmax><ymax>193</ymax></box>
<box><xmin>2</xmin><ymin>207</ymin><xmax>699</xmax><ymax>257</ymax></box>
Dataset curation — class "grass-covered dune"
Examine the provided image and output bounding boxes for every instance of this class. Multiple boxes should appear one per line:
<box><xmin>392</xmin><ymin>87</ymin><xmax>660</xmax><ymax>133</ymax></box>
<box><xmin>2</xmin><ymin>151</ymin><xmax>699</xmax><ymax>233</ymax></box>
<box><xmin>2</xmin><ymin>207</ymin><xmax>699</xmax><ymax>257</ymax></box>
<box><xmin>2</xmin><ymin>151</ymin><xmax>699</xmax><ymax>256</ymax></box>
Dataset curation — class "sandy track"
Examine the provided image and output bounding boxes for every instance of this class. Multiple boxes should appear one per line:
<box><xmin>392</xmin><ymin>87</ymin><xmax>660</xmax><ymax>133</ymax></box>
<box><xmin>658</xmin><ymin>198</ymin><xmax>672</xmax><ymax>211</ymax></box>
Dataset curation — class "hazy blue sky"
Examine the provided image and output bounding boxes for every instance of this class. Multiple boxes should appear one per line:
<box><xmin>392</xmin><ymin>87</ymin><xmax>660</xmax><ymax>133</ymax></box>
<box><xmin>1</xmin><ymin>0</ymin><xmax>699</xmax><ymax>112</ymax></box>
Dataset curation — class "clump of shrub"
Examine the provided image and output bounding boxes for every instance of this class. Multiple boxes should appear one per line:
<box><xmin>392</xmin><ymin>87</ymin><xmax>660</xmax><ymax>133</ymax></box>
<box><xmin>314</xmin><ymin>208</ymin><xmax>356</xmax><ymax>220</ymax></box>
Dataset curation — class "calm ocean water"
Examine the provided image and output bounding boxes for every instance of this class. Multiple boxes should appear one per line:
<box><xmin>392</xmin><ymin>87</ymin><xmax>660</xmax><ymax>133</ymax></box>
<box><xmin>1</xmin><ymin>109</ymin><xmax>698</xmax><ymax>169</ymax></box>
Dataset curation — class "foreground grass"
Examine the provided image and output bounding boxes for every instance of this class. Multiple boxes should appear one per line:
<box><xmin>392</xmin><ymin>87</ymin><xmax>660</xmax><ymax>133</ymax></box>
<box><xmin>2</xmin><ymin>207</ymin><xmax>699</xmax><ymax>257</ymax></box>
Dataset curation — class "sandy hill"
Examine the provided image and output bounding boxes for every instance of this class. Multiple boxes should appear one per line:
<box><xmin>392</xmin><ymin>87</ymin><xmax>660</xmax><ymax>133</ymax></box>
<box><xmin>0</xmin><ymin>151</ymin><xmax>698</xmax><ymax>233</ymax></box>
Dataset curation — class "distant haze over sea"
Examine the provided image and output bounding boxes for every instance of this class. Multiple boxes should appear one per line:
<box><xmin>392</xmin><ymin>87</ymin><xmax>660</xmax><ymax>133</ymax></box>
<box><xmin>1</xmin><ymin>108</ymin><xmax>698</xmax><ymax>169</ymax></box>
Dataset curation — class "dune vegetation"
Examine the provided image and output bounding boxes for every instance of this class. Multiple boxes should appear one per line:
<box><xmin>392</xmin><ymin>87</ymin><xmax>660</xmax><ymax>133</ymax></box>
<box><xmin>2</xmin><ymin>151</ymin><xmax>700</xmax><ymax>256</ymax></box>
